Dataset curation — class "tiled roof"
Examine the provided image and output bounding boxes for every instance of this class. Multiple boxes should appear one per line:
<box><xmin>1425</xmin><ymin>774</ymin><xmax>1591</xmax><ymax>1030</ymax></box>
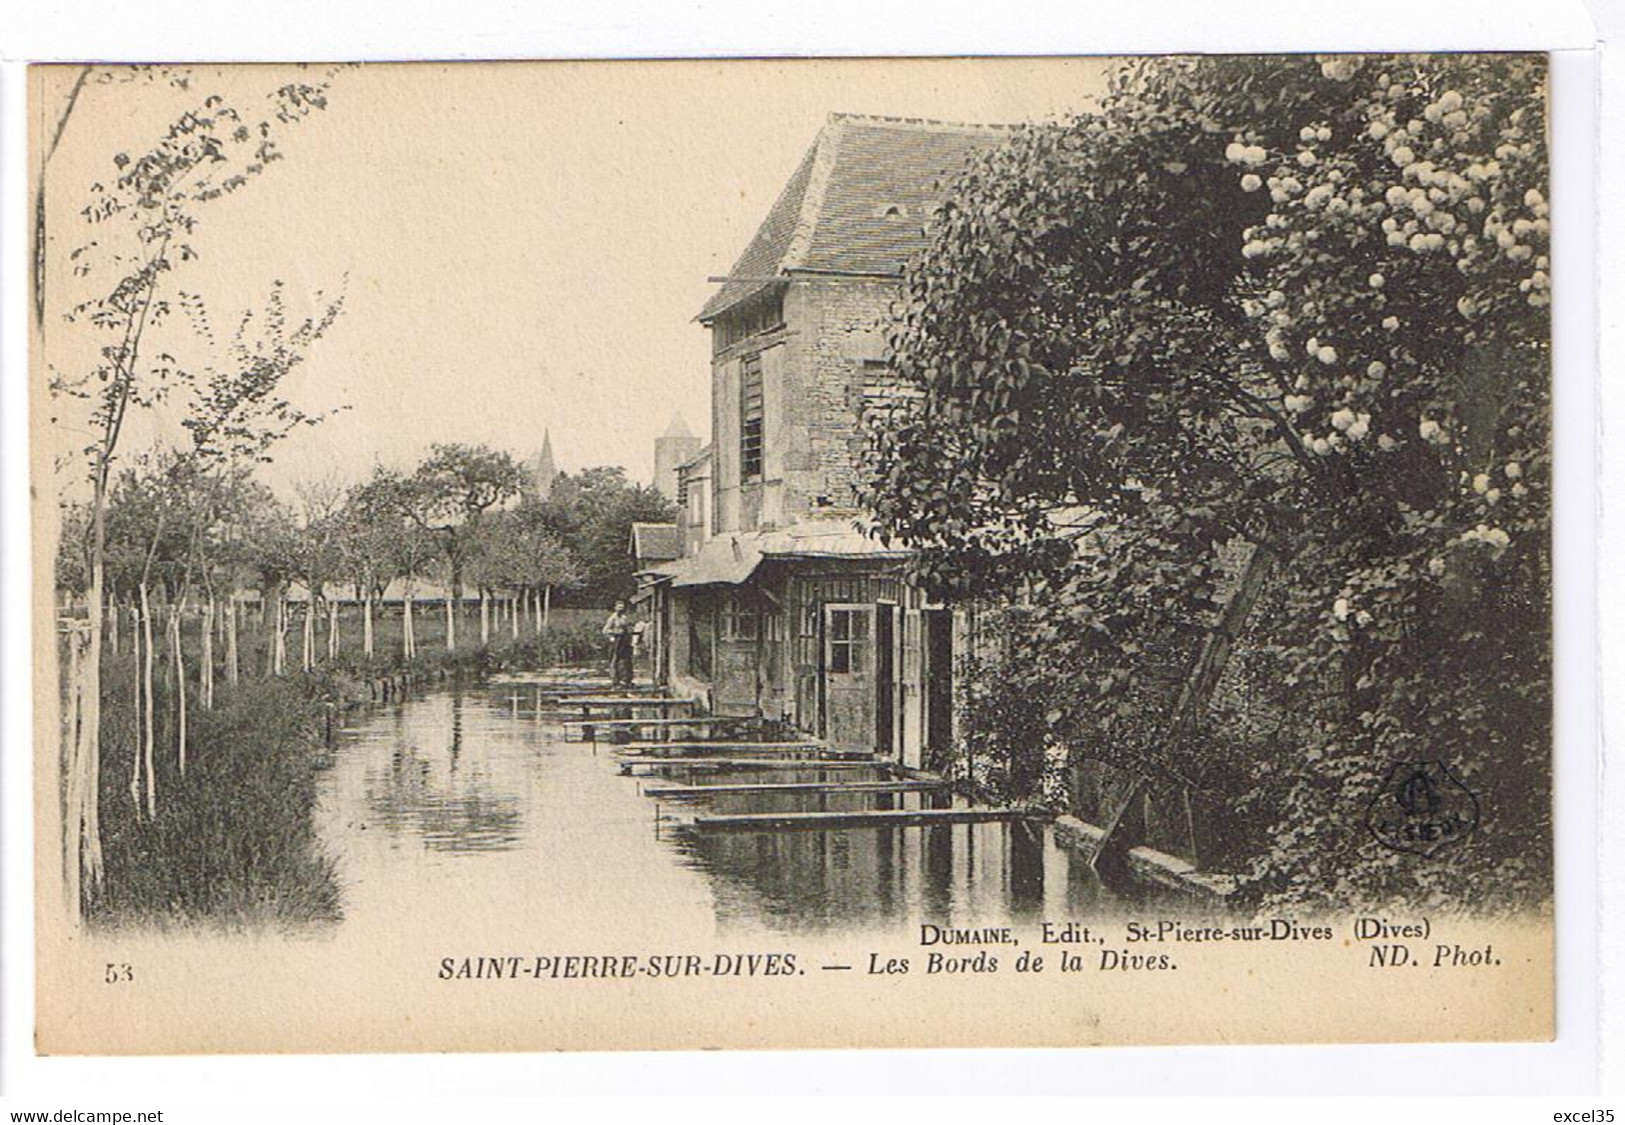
<box><xmin>698</xmin><ymin>113</ymin><xmax>1013</xmax><ymax>322</ymax></box>
<box><xmin>629</xmin><ymin>522</ymin><xmax>682</xmax><ymax>563</ymax></box>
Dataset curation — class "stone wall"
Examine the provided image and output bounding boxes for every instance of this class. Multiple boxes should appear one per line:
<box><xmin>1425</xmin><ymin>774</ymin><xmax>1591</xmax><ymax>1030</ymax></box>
<box><xmin>789</xmin><ymin>276</ymin><xmax>896</xmax><ymax>514</ymax></box>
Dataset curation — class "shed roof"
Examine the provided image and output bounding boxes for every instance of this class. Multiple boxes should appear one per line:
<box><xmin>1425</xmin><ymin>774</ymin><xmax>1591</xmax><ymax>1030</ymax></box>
<box><xmin>653</xmin><ymin>519</ymin><xmax>909</xmax><ymax>588</ymax></box>
<box><xmin>697</xmin><ymin>113</ymin><xmax>1013</xmax><ymax>323</ymax></box>
<box><xmin>629</xmin><ymin>522</ymin><xmax>681</xmax><ymax>564</ymax></box>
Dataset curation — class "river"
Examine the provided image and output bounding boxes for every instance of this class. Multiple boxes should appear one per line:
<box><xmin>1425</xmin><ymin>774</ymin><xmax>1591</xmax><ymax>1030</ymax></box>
<box><xmin>312</xmin><ymin>682</ymin><xmax>1119</xmax><ymax>942</ymax></box>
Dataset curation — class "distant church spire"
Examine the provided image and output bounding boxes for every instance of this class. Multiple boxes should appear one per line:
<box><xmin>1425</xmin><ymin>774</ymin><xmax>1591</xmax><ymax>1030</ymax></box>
<box><xmin>526</xmin><ymin>429</ymin><xmax>557</xmax><ymax>498</ymax></box>
<box><xmin>653</xmin><ymin>414</ymin><xmax>701</xmax><ymax>502</ymax></box>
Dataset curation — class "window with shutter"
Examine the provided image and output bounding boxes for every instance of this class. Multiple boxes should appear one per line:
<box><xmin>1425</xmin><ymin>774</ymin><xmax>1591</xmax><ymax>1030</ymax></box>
<box><xmin>740</xmin><ymin>353</ymin><xmax>764</xmax><ymax>481</ymax></box>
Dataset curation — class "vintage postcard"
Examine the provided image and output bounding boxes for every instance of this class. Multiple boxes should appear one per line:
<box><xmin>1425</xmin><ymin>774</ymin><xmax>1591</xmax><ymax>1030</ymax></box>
<box><xmin>32</xmin><ymin>55</ymin><xmax>1555</xmax><ymax>1054</ymax></box>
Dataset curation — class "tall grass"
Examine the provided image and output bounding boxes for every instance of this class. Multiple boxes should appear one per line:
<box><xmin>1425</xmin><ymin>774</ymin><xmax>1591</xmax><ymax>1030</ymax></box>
<box><xmin>82</xmin><ymin>611</ymin><xmax>611</xmax><ymax>932</ymax></box>
<box><xmin>92</xmin><ymin>659</ymin><xmax>343</xmax><ymax>933</ymax></box>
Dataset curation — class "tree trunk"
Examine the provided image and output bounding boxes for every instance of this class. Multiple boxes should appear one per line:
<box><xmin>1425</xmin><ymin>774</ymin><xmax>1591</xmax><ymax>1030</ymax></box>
<box><xmin>543</xmin><ymin>585</ymin><xmax>552</xmax><ymax>632</ymax></box>
<box><xmin>302</xmin><ymin>598</ymin><xmax>315</xmax><ymax>672</ymax></box>
<box><xmin>225</xmin><ymin>595</ymin><xmax>240</xmax><ymax>686</ymax></box>
<box><xmin>403</xmin><ymin>587</ymin><xmax>416</xmax><ymax>660</ymax></box>
<box><xmin>510</xmin><ymin>593</ymin><xmax>520</xmax><ymax>641</ymax></box>
<box><xmin>480</xmin><ymin>589</ymin><xmax>490</xmax><ymax>647</ymax></box>
<box><xmin>138</xmin><ymin>582</ymin><xmax>156</xmax><ymax>818</ymax></box>
<box><xmin>1092</xmin><ymin>543</ymin><xmax>1275</xmax><ymax>874</ymax></box>
<box><xmin>129</xmin><ymin>605</ymin><xmax>143</xmax><ymax>810</ymax></box>
<box><xmin>363</xmin><ymin>591</ymin><xmax>375</xmax><ymax>659</ymax></box>
<box><xmin>328</xmin><ymin>599</ymin><xmax>340</xmax><ymax>661</ymax></box>
<box><xmin>445</xmin><ymin>593</ymin><xmax>456</xmax><ymax>653</ymax></box>
<box><xmin>273</xmin><ymin>592</ymin><xmax>287</xmax><ymax>676</ymax></box>
<box><xmin>107</xmin><ymin>591</ymin><xmax>119</xmax><ymax>655</ymax></box>
<box><xmin>62</xmin><ymin>622</ymin><xmax>88</xmax><ymax>922</ymax></box>
<box><xmin>170</xmin><ymin>600</ymin><xmax>187</xmax><ymax>777</ymax></box>
<box><xmin>201</xmin><ymin>598</ymin><xmax>215</xmax><ymax>709</ymax></box>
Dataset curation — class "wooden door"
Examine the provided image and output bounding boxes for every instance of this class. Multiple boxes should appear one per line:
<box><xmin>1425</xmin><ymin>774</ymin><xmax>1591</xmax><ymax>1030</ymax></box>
<box><xmin>924</xmin><ymin>609</ymin><xmax>954</xmax><ymax>767</ymax></box>
<box><xmin>875</xmin><ymin>603</ymin><xmax>896</xmax><ymax>760</ymax></box>
<box><xmin>822</xmin><ymin>603</ymin><xmax>875</xmax><ymax>754</ymax></box>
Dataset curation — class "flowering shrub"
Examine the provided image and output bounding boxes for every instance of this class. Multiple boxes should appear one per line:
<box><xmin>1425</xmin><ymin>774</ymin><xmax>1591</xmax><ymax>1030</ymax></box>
<box><xmin>864</xmin><ymin>54</ymin><xmax>1550</xmax><ymax>911</ymax></box>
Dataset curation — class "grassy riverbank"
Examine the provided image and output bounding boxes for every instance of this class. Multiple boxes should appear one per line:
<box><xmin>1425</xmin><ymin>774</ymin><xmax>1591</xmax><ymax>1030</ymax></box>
<box><xmin>84</xmin><ymin>618</ymin><xmax>607</xmax><ymax>932</ymax></box>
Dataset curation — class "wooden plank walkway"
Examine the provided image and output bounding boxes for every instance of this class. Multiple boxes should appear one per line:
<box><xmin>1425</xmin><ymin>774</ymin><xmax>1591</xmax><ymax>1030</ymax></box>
<box><xmin>551</xmin><ymin>691</ymin><xmax>672</xmax><ymax>703</ymax></box>
<box><xmin>563</xmin><ymin>716</ymin><xmax>756</xmax><ymax>741</ymax></box>
<box><xmin>570</xmin><ymin>696</ymin><xmax>691</xmax><ymax>711</ymax></box>
<box><xmin>618</xmin><ymin>740</ymin><xmax>832</xmax><ymax>755</ymax></box>
<box><xmin>691</xmin><ymin>807</ymin><xmax>1029</xmax><ymax>831</ymax></box>
<box><xmin>619</xmin><ymin>757</ymin><xmax>882</xmax><ymax>773</ymax></box>
<box><xmin>565</xmin><ymin>716</ymin><xmax>745</xmax><ymax>731</ymax></box>
<box><xmin>648</xmin><ymin>779</ymin><xmax>950</xmax><ymax>799</ymax></box>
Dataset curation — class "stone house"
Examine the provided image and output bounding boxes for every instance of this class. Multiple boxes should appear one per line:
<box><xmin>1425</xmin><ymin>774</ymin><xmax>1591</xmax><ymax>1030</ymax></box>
<box><xmin>645</xmin><ymin>113</ymin><xmax>1010</xmax><ymax>762</ymax></box>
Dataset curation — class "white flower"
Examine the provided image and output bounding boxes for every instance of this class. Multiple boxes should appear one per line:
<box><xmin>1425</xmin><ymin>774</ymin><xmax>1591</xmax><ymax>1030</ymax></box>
<box><xmin>1314</xmin><ymin>345</ymin><xmax>1335</xmax><ymax>365</ymax></box>
<box><xmin>1316</xmin><ymin>126</ymin><xmax>1332</xmax><ymax>142</ymax></box>
<box><xmin>1297</xmin><ymin>149</ymin><xmax>1318</xmax><ymax>167</ymax></box>
<box><xmin>1244</xmin><ymin>145</ymin><xmax>1268</xmax><ymax>166</ymax></box>
<box><xmin>1332</xmin><ymin>597</ymin><xmax>1351</xmax><ymax>620</ymax></box>
<box><xmin>1486</xmin><ymin>488</ymin><xmax>1501</xmax><ymax>503</ymax></box>
<box><xmin>1458</xmin><ymin>524</ymin><xmax>1512</xmax><ymax>555</ymax></box>
<box><xmin>1241</xmin><ymin>173</ymin><xmax>1263</xmax><ymax>192</ymax></box>
<box><xmin>1299</xmin><ymin>126</ymin><xmax>1317</xmax><ymax>142</ymax></box>
<box><xmin>1283</xmin><ymin>394</ymin><xmax>1311</xmax><ymax>413</ymax></box>
<box><xmin>1392</xmin><ymin>146</ymin><xmax>1416</xmax><ymax>167</ymax></box>
<box><xmin>1378</xmin><ymin>434</ymin><xmax>1399</xmax><ymax>452</ymax></box>
<box><xmin>1311</xmin><ymin>436</ymin><xmax>1332</xmax><ymax>456</ymax></box>
<box><xmin>1472</xmin><ymin>473</ymin><xmax>1490</xmax><ymax>493</ymax></box>
<box><xmin>1320</xmin><ymin>57</ymin><xmax>1360</xmax><ymax>81</ymax></box>
<box><xmin>1369</xmin><ymin>120</ymin><xmax>1391</xmax><ymax>141</ymax></box>
<box><xmin>1368</xmin><ymin>272</ymin><xmax>1385</xmax><ymax>289</ymax></box>
<box><xmin>1355</xmin><ymin>609</ymin><xmax>1373</xmax><ymax>627</ymax></box>
<box><xmin>1505</xmin><ymin>461</ymin><xmax>1522</xmax><ymax>479</ymax></box>
<box><xmin>1383</xmin><ymin>315</ymin><xmax>1401</xmax><ymax>331</ymax></box>
<box><xmin>1346</xmin><ymin>415</ymin><xmax>1370</xmax><ymax>441</ymax></box>
<box><xmin>1438</xmin><ymin>90</ymin><xmax>1464</xmax><ymax>113</ymax></box>
<box><xmin>1524</xmin><ymin>187</ymin><xmax>1545</xmax><ymax>208</ymax></box>
<box><xmin>1225</xmin><ymin>141</ymin><xmax>1247</xmax><ymax>163</ymax></box>
<box><xmin>1457</xmin><ymin>296</ymin><xmax>1477</xmax><ymax>318</ymax></box>
<box><xmin>1330</xmin><ymin>407</ymin><xmax>1356</xmax><ymax>431</ymax></box>
<box><xmin>1427</xmin><ymin>557</ymin><xmax>1447</xmax><ymax>577</ymax></box>
<box><xmin>1367</xmin><ymin>361</ymin><xmax>1387</xmax><ymax>378</ymax></box>
<box><xmin>1419</xmin><ymin>418</ymin><xmax>1444</xmax><ymax>442</ymax></box>
<box><xmin>1511</xmin><ymin>483</ymin><xmax>1528</xmax><ymax>498</ymax></box>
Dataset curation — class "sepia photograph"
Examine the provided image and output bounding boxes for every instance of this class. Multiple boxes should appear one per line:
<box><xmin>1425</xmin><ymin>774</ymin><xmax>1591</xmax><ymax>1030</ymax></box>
<box><xmin>29</xmin><ymin>52</ymin><xmax>1557</xmax><ymax>1054</ymax></box>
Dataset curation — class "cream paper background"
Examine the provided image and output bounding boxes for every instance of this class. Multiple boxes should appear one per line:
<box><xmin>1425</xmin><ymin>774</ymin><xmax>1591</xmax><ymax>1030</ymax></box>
<box><xmin>28</xmin><ymin>56</ymin><xmax>1560</xmax><ymax>1058</ymax></box>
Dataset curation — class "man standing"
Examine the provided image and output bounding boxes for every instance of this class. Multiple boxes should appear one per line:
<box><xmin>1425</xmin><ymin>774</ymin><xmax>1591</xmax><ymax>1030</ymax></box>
<box><xmin>602</xmin><ymin>600</ymin><xmax>636</xmax><ymax>688</ymax></box>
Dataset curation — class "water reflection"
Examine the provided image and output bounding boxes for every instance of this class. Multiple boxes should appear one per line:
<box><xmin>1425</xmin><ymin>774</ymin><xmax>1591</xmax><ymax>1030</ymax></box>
<box><xmin>315</xmin><ymin>684</ymin><xmax>1121</xmax><ymax>939</ymax></box>
<box><xmin>361</xmin><ymin>692</ymin><xmax>524</xmax><ymax>853</ymax></box>
<box><xmin>670</xmin><ymin>790</ymin><xmax>1111</xmax><ymax>933</ymax></box>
